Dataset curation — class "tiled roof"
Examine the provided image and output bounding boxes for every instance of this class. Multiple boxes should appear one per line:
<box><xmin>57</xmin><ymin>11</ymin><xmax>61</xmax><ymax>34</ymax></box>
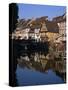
<box><xmin>16</xmin><ymin>17</ymin><xmax>59</xmax><ymax>33</ymax></box>
<box><xmin>46</xmin><ymin>21</ymin><xmax>59</xmax><ymax>33</ymax></box>
<box><xmin>52</xmin><ymin>13</ymin><xmax>66</xmax><ymax>22</ymax></box>
<box><xmin>16</xmin><ymin>19</ymin><xmax>31</xmax><ymax>29</ymax></box>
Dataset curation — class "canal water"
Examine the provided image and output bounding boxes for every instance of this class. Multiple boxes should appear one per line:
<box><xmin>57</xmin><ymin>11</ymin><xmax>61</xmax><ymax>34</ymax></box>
<box><xmin>15</xmin><ymin>51</ymin><xmax>66</xmax><ymax>86</ymax></box>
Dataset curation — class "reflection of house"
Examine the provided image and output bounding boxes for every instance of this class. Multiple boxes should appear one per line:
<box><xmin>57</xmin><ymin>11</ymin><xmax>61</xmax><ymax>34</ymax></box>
<box><xmin>54</xmin><ymin>60</ymin><xmax>65</xmax><ymax>73</ymax></box>
<box><xmin>17</xmin><ymin>52</ymin><xmax>66</xmax><ymax>80</ymax></box>
<box><xmin>53</xmin><ymin>13</ymin><xmax>66</xmax><ymax>43</ymax></box>
<box><xmin>39</xmin><ymin>54</ymin><xmax>48</xmax><ymax>69</ymax></box>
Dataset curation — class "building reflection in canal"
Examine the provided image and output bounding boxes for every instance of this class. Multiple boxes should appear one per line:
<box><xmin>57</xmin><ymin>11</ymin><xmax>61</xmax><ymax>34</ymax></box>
<box><xmin>16</xmin><ymin>51</ymin><xmax>66</xmax><ymax>86</ymax></box>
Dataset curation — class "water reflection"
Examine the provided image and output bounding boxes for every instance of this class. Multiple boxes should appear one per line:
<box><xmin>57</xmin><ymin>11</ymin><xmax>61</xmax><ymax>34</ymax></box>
<box><xmin>16</xmin><ymin>51</ymin><xmax>66</xmax><ymax>86</ymax></box>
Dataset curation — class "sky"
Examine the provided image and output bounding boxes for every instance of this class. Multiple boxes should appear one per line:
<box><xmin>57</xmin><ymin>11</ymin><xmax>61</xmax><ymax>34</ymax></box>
<box><xmin>17</xmin><ymin>3</ymin><xmax>66</xmax><ymax>20</ymax></box>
